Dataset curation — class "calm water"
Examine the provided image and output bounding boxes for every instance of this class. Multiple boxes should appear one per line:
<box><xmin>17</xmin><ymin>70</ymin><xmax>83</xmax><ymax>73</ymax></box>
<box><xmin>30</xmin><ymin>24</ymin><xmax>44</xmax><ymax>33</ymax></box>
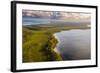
<box><xmin>54</xmin><ymin>29</ymin><xmax>91</xmax><ymax>60</ymax></box>
<box><xmin>22</xmin><ymin>16</ymin><xmax>87</xmax><ymax>25</ymax></box>
<box><xmin>23</xmin><ymin>16</ymin><xmax>51</xmax><ymax>25</ymax></box>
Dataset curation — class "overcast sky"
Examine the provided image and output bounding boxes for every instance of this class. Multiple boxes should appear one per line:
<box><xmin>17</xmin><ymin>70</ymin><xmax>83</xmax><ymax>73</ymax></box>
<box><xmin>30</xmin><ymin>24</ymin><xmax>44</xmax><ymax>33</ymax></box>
<box><xmin>22</xmin><ymin>10</ymin><xmax>91</xmax><ymax>21</ymax></box>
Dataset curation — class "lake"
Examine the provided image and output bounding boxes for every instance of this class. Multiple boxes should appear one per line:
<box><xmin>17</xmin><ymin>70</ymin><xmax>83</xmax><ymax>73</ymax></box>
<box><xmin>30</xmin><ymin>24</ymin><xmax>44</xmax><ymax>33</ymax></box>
<box><xmin>22</xmin><ymin>16</ymin><xmax>89</xmax><ymax>25</ymax></box>
<box><xmin>54</xmin><ymin>29</ymin><xmax>91</xmax><ymax>60</ymax></box>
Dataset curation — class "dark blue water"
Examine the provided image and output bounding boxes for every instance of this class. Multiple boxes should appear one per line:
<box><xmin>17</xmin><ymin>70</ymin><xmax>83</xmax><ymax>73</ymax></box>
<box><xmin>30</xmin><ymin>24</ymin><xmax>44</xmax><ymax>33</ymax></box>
<box><xmin>22</xmin><ymin>16</ymin><xmax>90</xmax><ymax>26</ymax></box>
<box><xmin>23</xmin><ymin>16</ymin><xmax>50</xmax><ymax>25</ymax></box>
<box><xmin>22</xmin><ymin>16</ymin><xmax>67</xmax><ymax>25</ymax></box>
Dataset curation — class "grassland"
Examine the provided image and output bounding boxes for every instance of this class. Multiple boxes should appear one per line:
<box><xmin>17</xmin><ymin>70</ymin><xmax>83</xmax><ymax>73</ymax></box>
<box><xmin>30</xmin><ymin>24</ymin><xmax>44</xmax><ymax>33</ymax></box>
<box><xmin>22</xmin><ymin>25</ymin><xmax>90</xmax><ymax>63</ymax></box>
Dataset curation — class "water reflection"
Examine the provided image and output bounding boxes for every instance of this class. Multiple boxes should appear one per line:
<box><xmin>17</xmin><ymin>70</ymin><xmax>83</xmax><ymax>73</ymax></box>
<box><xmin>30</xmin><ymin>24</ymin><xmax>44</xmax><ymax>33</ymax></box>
<box><xmin>54</xmin><ymin>29</ymin><xmax>91</xmax><ymax>60</ymax></box>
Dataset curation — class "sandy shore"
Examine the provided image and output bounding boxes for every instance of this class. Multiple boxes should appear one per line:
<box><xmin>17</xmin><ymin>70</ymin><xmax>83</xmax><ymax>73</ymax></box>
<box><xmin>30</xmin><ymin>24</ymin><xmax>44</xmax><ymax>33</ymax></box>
<box><xmin>53</xmin><ymin>34</ymin><xmax>60</xmax><ymax>54</ymax></box>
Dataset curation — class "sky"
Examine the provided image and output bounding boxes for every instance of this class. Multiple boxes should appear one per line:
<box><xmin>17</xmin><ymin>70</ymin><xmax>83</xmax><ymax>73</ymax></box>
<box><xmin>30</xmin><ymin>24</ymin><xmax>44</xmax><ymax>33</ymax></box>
<box><xmin>22</xmin><ymin>10</ymin><xmax>91</xmax><ymax>22</ymax></box>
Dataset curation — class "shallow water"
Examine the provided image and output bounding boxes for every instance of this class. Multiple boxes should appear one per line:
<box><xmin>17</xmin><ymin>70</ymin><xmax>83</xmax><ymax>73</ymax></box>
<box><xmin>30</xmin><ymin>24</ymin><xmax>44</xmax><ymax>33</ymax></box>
<box><xmin>54</xmin><ymin>29</ymin><xmax>91</xmax><ymax>60</ymax></box>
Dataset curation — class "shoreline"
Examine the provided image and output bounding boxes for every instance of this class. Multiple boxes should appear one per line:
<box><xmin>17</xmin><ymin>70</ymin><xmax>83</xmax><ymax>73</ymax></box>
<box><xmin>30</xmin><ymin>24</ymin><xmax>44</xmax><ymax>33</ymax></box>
<box><xmin>53</xmin><ymin>34</ymin><xmax>60</xmax><ymax>54</ymax></box>
<box><xmin>23</xmin><ymin>25</ymin><xmax>90</xmax><ymax>62</ymax></box>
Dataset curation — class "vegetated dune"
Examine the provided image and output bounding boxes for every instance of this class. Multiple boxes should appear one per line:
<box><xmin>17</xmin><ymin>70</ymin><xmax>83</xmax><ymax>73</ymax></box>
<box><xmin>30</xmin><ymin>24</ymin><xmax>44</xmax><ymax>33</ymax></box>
<box><xmin>23</xmin><ymin>26</ymin><xmax>62</xmax><ymax>63</ymax></box>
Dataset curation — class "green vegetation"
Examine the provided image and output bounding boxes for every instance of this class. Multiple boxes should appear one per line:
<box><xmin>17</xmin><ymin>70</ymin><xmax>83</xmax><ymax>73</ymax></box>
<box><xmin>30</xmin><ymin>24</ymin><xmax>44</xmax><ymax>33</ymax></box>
<box><xmin>22</xmin><ymin>25</ymin><xmax>90</xmax><ymax>63</ymax></box>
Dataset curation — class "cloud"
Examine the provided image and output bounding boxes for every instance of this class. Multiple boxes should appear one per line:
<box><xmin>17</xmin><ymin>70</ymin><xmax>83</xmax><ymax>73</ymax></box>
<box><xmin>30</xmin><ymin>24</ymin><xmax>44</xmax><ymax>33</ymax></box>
<box><xmin>22</xmin><ymin>10</ymin><xmax>91</xmax><ymax>21</ymax></box>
